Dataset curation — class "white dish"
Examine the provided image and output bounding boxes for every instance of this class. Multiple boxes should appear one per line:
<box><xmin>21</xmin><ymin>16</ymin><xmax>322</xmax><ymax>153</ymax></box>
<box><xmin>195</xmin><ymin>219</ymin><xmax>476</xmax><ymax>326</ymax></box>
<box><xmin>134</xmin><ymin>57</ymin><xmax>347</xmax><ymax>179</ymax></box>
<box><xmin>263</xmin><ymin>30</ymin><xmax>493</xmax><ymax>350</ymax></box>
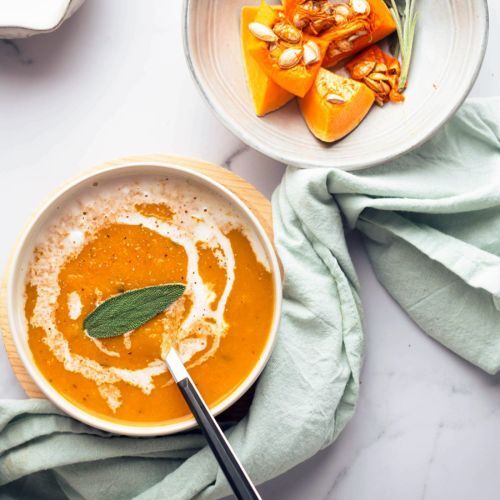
<box><xmin>183</xmin><ymin>0</ymin><xmax>489</xmax><ymax>170</ymax></box>
<box><xmin>7</xmin><ymin>160</ymin><xmax>282</xmax><ymax>436</ymax></box>
<box><xmin>0</xmin><ymin>0</ymin><xmax>85</xmax><ymax>38</ymax></box>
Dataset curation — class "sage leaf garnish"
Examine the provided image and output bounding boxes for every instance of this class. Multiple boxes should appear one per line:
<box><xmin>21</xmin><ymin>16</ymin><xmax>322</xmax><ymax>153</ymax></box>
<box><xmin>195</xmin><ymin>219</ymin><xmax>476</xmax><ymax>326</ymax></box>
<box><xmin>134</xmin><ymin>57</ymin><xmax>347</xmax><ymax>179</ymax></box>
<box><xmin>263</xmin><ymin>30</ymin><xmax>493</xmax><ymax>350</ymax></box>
<box><xmin>84</xmin><ymin>284</ymin><xmax>186</xmax><ymax>339</ymax></box>
<box><xmin>386</xmin><ymin>0</ymin><xmax>418</xmax><ymax>92</ymax></box>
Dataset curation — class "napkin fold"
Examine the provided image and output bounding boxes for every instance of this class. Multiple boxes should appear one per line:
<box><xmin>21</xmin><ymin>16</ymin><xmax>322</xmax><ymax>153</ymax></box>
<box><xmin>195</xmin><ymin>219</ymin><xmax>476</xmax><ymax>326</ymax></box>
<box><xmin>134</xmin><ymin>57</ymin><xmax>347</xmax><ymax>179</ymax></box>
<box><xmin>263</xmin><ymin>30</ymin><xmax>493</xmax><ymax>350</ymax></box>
<box><xmin>1</xmin><ymin>98</ymin><xmax>500</xmax><ymax>499</ymax></box>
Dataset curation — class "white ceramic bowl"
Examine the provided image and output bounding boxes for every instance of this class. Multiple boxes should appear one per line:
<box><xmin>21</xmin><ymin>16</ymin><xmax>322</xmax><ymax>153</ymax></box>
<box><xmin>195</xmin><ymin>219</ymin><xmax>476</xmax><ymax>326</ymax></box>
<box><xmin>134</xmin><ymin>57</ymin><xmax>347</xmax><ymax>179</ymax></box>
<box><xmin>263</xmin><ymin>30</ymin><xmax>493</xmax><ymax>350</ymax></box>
<box><xmin>183</xmin><ymin>0</ymin><xmax>488</xmax><ymax>170</ymax></box>
<box><xmin>7</xmin><ymin>160</ymin><xmax>282</xmax><ymax>436</ymax></box>
<box><xmin>0</xmin><ymin>0</ymin><xmax>85</xmax><ymax>38</ymax></box>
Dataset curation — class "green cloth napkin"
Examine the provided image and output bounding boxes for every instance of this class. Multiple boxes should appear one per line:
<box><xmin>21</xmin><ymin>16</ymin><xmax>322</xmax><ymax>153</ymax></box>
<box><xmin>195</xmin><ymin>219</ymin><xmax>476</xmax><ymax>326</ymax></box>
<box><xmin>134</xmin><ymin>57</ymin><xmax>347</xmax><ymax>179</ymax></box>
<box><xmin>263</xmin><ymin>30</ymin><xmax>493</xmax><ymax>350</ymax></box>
<box><xmin>1</xmin><ymin>97</ymin><xmax>499</xmax><ymax>499</ymax></box>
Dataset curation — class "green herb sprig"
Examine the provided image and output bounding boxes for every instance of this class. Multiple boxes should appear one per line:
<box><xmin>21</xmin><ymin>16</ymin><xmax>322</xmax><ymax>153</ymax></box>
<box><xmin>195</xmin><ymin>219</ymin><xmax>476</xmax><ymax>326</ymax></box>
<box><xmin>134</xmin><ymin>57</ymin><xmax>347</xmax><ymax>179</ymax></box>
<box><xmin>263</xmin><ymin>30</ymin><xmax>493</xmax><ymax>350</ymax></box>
<box><xmin>84</xmin><ymin>284</ymin><xmax>185</xmax><ymax>339</ymax></box>
<box><xmin>387</xmin><ymin>0</ymin><xmax>418</xmax><ymax>92</ymax></box>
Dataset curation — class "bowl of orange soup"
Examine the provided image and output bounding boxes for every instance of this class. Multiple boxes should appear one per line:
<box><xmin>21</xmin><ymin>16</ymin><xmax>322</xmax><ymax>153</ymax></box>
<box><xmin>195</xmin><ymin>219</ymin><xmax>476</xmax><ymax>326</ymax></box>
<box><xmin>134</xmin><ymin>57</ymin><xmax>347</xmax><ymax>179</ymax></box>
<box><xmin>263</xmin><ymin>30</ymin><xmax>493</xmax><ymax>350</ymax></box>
<box><xmin>7</xmin><ymin>159</ymin><xmax>282</xmax><ymax>436</ymax></box>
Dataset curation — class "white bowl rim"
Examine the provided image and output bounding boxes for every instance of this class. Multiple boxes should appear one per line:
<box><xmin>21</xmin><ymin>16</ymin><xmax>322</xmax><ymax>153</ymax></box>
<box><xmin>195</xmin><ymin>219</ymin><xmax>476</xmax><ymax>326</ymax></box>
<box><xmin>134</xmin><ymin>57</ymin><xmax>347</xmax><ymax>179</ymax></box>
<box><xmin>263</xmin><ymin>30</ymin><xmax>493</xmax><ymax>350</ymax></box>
<box><xmin>0</xmin><ymin>0</ymin><xmax>77</xmax><ymax>33</ymax></box>
<box><xmin>182</xmin><ymin>0</ymin><xmax>489</xmax><ymax>171</ymax></box>
<box><xmin>7</xmin><ymin>159</ymin><xmax>283</xmax><ymax>437</ymax></box>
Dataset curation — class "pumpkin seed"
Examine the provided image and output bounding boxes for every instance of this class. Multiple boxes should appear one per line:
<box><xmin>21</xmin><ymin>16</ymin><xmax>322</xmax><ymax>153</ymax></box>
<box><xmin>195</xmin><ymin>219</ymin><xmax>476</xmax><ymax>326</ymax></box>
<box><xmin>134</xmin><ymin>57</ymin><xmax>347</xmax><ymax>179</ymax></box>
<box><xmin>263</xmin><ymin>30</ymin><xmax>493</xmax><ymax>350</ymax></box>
<box><xmin>374</xmin><ymin>63</ymin><xmax>388</xmax><ymax>73</ymax></box>
<box><xmin>334</xmin><ymin>14</ymin><xmax>348</xmax><ymax>25</ymax></box>
<box><xmin>299</xmin><ymin>0</ymin><xmax>316</xmax><ymax>12</ymax></box>
<box><xmin>352</xmin><ymin>60</ymin><xmax>376</xmax><ymax>78</ymax></box>
<box><xmin>248</xmin><ymin>22</ymin><xmax>278</xmax><ymax>43</ymax></box>
<box><xmin>348</xmin><ymin>30</ymin><xmax>368</xmax><ymax>42</ymax></box>
<box><xmin>278</xmin><ymin>47</ymin><xmax>303</xmax><ymax>69</ymax></box>
<box><xmin>310</xmin><ymin>18</ymin><xmax>333</xmax><ymax>34</ymax></box>
<box><xmin>322</xmin><ymin>3</ymin><xmax>334</xmax><ymax>15</ymax></box>
<box><xmin>379</xmin><ymin>81</ymin><xmax>391</xmax><ymax>94</ymax></box>
<box><xmin>350</xmin><ymin>0</ymin><xmax>370</xmax><ymax>15</ymax></box>
<box><xmin>326</xmin><ymin>93</ymin><xmax>346</xmax><ymax>104</ymax></box>
<box><xmin>293</xmin><ymin>13</ymin><xmax>309</xmax><ymax>29</ymax></box>
<box><xmin>369</xmin><ymin>72</ymin><xmax>390</xmax><ymax>81</ymax></box>
<box><xmin>364</xmin><ymin>77</ymin><xmax>391</xmax><ymax>96</ymax></box>
<box><xmin>328</xmin><ymin>47</ymin><xmax>342</xmax><ymax>58</ymax></box>
<box><xmin>273</xmin><ymin>22</ymin><xmax>302</xmax><ymax>43</ymax></box>
<box><xmin>388</xmin><ymin>75</ymin><xmax>398</xmax><ymax>87</ymax></box>
<box><xmin>364</xmin><ymin>77</ymin><xmax>383</xmax><ymax>93</ymax></box>
<box><xmin>309</xmin><ymin>1</ymin><xmax>322</xmax><ymax>12</ymax></box>
<box><xmin>303</xmin><ymin>40</ymin><xmax>321</xmax><ymax>65</ymax></box>
<box><xmin>334</xmin><ymin>4</ymin><xmax>352</xmax><ymax>17</ymax></box>
<box><xmin>336</xmin><ymin>39</ymin><xmax>353</xmax><ymax>52</ymax></box>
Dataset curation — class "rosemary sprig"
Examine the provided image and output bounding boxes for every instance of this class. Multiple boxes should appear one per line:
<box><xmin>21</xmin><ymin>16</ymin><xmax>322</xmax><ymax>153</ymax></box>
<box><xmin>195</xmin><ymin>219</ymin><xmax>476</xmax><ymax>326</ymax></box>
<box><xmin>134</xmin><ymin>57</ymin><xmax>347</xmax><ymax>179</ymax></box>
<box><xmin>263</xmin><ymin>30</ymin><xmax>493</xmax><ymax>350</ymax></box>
<box><xmin>387</xmin><ymin>0</ymin><xmax>417</xmax><ymax>92</ymax></box>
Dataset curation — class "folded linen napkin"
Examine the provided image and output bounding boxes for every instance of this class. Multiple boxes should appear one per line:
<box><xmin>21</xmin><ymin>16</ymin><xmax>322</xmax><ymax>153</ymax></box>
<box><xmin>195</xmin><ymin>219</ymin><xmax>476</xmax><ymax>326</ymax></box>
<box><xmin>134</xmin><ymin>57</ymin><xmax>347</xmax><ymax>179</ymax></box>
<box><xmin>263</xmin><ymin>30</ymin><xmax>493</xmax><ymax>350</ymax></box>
<box><xmin>1</xmin><ymin>98</ymin><xmax>499</xmax><ymax>499</ymax></box>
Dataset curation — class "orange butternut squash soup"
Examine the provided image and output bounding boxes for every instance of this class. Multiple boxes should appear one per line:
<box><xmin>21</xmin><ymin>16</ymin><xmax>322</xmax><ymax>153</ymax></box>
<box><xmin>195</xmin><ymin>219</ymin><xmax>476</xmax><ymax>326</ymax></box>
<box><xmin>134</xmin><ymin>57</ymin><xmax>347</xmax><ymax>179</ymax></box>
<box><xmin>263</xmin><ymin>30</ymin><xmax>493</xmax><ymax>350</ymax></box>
<box><xmin>24</xmin><ymin>175</ymin><xmax>275</xmax><ymax>425</ymax></box>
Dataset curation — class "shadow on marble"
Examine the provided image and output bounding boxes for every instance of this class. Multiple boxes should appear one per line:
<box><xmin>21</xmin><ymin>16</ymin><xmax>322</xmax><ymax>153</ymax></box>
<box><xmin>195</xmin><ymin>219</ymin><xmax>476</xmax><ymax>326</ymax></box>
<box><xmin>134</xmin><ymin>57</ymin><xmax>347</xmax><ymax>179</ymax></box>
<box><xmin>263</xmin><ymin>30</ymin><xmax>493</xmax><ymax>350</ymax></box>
<box><xmin>0</xmin><ymin>0</ymin><xmax>95</xmax><ymax>73</ymax></box>
<box><xmin>222</xmin><ymin>144</ymin><xmax>286</xmax><ymax>199</ymax></box>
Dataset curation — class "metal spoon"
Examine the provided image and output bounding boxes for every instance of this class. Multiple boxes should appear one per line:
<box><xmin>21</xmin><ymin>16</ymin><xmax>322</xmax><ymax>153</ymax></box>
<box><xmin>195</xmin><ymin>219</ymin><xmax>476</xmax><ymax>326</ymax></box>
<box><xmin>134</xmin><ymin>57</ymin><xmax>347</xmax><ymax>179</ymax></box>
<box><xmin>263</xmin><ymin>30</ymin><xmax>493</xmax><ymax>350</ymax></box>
<box><xmin>165</xmin><ymin>348</ymin><xmax>261</xmax><ymax>500</ymax></box>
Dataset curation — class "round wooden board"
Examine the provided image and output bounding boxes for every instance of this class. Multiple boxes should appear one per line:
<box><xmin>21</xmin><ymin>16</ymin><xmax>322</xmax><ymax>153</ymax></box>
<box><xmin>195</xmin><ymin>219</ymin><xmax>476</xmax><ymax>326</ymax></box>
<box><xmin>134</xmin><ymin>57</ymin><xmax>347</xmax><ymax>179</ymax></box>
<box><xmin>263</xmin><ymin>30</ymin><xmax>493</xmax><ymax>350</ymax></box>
<box><xmin>0</xmin><ymin>154</ymin><xmax>275</xmax><ymax>409</ymax></box>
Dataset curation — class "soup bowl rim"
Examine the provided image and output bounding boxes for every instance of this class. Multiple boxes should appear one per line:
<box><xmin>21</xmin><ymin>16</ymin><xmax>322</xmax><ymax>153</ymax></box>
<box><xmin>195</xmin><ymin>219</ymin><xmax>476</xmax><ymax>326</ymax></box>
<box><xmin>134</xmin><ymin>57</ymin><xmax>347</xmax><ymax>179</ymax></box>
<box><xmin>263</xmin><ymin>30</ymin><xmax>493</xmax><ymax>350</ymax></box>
<box><xmin>7</xmin><ymin>159</ymin><xmax>282</xmax><ymax>436</ymax></box>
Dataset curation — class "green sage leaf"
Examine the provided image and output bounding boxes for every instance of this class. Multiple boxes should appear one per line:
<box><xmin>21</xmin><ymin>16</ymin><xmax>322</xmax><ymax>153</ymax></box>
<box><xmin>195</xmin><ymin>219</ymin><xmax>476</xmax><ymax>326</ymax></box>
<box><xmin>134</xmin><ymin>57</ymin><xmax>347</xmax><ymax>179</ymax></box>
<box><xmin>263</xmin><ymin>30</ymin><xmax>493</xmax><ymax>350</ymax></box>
<box><xmin>84</xmin><ymin>284</ymin><xmax>186</xmax><ymax>339</ymax></box>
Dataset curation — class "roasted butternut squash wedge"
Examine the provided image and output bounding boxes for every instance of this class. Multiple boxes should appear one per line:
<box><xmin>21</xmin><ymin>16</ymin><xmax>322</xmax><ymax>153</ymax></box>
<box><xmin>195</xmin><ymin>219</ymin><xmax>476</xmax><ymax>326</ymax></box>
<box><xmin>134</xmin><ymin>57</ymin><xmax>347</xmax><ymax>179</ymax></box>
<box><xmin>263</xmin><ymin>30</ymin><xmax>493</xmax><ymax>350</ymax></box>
<box><xmin>246</xmin><ymin>1</ymin><xmax>329</xmax><ymax>98</ymax></box>
<box><xmin>282</xmin><ymin>0</ymin><xmax>396</xmax><ymax>68</ymax></box>
<box><xmin>299</xmin><ymin>67</ymin><xmax>375</xmax><ymax>142</ymax></box>
<box><xmin>242</xmin><ymin>5</ymin><xmax>295</xmax><ymax>116</ymax></box>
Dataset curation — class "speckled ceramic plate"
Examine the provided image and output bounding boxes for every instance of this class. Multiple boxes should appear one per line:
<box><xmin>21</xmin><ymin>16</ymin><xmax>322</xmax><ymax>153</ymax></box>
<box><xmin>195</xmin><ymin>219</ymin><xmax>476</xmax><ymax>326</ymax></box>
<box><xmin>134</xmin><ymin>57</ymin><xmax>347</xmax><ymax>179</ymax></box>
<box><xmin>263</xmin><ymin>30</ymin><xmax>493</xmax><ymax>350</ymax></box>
<box><xmin>183</xmin><ymin>0</ymin><xmax>488</xmax><ymax>170</ymax></box>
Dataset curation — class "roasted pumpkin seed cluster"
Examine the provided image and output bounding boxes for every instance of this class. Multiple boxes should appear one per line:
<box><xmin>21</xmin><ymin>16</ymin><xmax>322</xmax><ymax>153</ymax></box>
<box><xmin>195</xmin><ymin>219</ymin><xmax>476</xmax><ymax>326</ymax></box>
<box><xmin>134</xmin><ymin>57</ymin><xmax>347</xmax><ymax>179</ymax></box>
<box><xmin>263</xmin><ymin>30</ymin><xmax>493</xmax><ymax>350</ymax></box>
<box><xmin>292</xmin><ymin>0</ymin><xmax>372</xmax><ymax>62</ymax></box>
<box><xmin>292</xmin><ymin>0</ymin><xmax>370</xmax><ymax>35</ymax></box>
<box><xmin>242</xmin><ymin>0</ymin><xmax>408</xmax><ymax>143</ymax></box>
<box><xmin>347</xmin><ymin>45</ymin><xmax>404</xmax><ymax>105</ymax></box>
<box><xmin>250</xmin><ymin>19</ymin><xmax>322</xmax><ymax>70</ymax></box>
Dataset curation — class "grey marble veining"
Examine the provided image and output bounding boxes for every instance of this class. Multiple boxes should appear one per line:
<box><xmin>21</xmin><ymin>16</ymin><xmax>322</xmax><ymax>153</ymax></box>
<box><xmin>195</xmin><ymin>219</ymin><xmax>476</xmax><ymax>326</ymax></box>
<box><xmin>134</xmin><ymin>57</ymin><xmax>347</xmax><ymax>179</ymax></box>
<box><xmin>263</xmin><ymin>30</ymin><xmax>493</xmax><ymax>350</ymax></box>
<box><xmin>0</xmin><ymin>39</ymin><xmax>33</xmax><ymax>64</ymax></box>
<box><xmin>222</xmin><ymin>144</ymin><xmax>249</xmax><ymax>171</ymax></box>
<box><xmin>0</xmin><ymin>1</ymin><xmax>499</xmax><ymax>499</ymax></box>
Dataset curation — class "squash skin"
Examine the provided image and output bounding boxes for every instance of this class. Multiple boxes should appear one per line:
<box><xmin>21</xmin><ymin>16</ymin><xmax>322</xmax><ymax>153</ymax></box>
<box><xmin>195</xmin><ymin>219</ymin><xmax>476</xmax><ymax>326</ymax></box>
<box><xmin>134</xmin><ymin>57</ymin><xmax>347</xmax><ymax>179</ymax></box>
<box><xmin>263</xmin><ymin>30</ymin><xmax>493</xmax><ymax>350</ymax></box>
<box><xmin>247</xmin><ymin>1</ymin><xmax>329</xmax><ymax>98</ymax></box>
<box><xmin>242</xmin><ymin>6</ymin><xmax>295</xmax><ymax>116</ymax></box>
<box><xmin>299</xmin><ymin>68</ymin><xmax>375</xmax><ymax>142</ymax></box>
<box><xmin>282</xmin><ymin>0</ymin><xmax>396</xmax><ymax>68</ymax></box>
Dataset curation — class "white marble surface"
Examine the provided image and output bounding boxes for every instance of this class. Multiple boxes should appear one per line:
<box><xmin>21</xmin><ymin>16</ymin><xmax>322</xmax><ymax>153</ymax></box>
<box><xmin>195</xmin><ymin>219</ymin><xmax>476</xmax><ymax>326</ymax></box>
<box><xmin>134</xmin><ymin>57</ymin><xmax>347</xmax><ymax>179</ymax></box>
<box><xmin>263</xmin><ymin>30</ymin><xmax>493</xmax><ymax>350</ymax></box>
<box><xmin>0</xmin><ymin>1</ymin><xmax>499</xmax><ymax>499</ymax></box>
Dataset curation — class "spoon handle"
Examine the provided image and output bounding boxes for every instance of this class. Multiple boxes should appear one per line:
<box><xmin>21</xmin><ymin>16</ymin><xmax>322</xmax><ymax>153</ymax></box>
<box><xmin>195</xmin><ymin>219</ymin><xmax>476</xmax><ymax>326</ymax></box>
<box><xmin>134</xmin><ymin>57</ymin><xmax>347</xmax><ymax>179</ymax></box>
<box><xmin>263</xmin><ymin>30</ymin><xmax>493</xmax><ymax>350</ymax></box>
<box><xmin>165</xmin><ymin>348</ymin><xmax>261</xmax><ymax>500</ymax></box>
